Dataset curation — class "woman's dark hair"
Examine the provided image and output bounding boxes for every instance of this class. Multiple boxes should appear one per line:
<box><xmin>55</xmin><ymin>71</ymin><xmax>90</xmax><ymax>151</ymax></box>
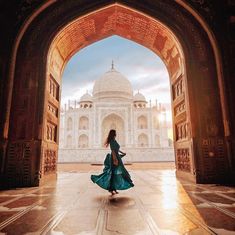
<box><xmin>105</xmin><ymin>129</ymin><xmax>116</xmax><ymax>147</ymax></box>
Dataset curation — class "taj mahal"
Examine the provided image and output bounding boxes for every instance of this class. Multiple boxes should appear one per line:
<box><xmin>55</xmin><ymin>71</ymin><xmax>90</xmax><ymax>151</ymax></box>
<box><xmin>58</xmin><ymin>63</ymin><xmax>174</xmax><ymax>163</ymax></box>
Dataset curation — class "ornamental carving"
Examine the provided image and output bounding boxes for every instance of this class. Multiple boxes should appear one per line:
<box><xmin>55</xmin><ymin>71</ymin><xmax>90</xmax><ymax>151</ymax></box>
<box><xmin>174</xmin><ymin>100</ymin><xmax>186</xmax><ymax>116</ymax></box>
<box><xmin>100</xmin><ymin>109</ymin><xmax>126</xmax><ymax>122</ymax></box>
<box><xmin>177</xmin><ymin>148</ymin><xmax>191</xmax><ymax>172</ymax></box>
<box><xmin>176</xmin><ymin>122</ymin><xmax>188</xmax><ymax>141</ymax></box>
<box><xmin>49</xmin><ymin>75</ymin><xmax>59</xmax><ymax>101</ymax></box>
<box><xmin>7</xmin><ymin>142</ymin><xmax>31</xmax><ymax>185</ymax></box>
<box><xmin>172</xmin><ymin>77</ymin><xmax>184</xmax><ymax>101</ymax></box>
<box><xmin>46</xmin><ymin>122</ymin><xmax>57</xmax><ymax>142</ymax></box>
<box><xmin>48</xmin><ymin>102</ymin><xmax>58</xmax><ymax>117</ymax></box>
<box><xmin>44</xmin><ymin>149</ymin><xmax>57</xmax><ymax>173</ymax></box>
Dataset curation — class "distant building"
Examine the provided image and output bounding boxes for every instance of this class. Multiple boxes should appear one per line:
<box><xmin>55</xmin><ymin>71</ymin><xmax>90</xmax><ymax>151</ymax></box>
<box><xmin>59</xmin><ymin>64</ymin><xmax>174</xmax><ymax>162</ymax></box>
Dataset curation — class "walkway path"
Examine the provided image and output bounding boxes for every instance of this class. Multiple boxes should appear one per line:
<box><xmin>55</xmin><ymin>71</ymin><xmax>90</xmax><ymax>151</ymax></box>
<box><xmin>0</xmin><ymin>164</ymin><xmax>235</xmax><ymax>234</ymax></box>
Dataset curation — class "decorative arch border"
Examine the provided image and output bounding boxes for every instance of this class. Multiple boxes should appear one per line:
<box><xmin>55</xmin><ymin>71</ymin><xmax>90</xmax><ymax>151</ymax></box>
<box><xmin>78</xmin><ymin>134</ymin><xmax>89</xmax><ymax>148</ymax></box>
<box><xmin>1</xmin><ymin>1</ymin><xmax>231</xmax><ymax>187</ymax></box>
<box><xmin>3</xmin><ymin>0</ymin><xmax>229</xmax><ymax>138</ymax></box>
<box><xmin>78</xmin><ymin>116</ymin><xmax>89</xmax><ymax>130</ymax></box>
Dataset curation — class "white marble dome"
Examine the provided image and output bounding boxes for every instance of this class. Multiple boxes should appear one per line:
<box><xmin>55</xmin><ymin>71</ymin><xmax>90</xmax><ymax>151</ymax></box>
<box><xmin>93</xmin><ymin>66</ymin><xmax>133</xmax><ymax>100</ymax></box>
<box><xmin>79</xmin><ymin>93</ymin><xmax>93</xmax><ymax>103</ymax></box>
<box><xmin>134</xmin><ymin>92</ymin><xmax>146</xmax><ymax>102</ymax></box>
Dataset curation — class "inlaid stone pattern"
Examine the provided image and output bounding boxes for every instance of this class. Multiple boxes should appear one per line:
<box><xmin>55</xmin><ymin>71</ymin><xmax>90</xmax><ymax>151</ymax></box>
<box><xmin>50</xmin><ymin>5</ymin><xmax>183</xmax><ymax>78</ymax></box>
<box><xmin>176</xmin><ymin>148</ymin><xmax>191</xmax><ymax>172</ymax></box>
<box><xmin>1</xmin><ymin>167</ymin><xmax>235</xmax><ymax>234</ymax></box>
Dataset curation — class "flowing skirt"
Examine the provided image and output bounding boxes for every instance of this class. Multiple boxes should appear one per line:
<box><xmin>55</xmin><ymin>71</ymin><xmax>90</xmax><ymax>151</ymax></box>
<box><xmin>91</xmin><ymin>153</ymin><xmax>134</xmax><ymax>191</ymax></box>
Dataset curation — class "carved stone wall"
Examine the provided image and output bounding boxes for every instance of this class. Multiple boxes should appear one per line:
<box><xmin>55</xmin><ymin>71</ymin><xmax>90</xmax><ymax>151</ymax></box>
<box><xmin>199</xmin><ymin>138</ymin><xmax>228</xmax><ymax>182</ymax></box>
<box><xmin>4</xmin><ymin>141</ymin><xmax>41</xmax><ymax>187</ymax></box>
<box><xmin>0</xmin><ymin>0</ymin><xmax>234</xmax><ymax>187</ymax></box>
<box><xmin>171</xmin><ymin>72</ymin><xmax>193</xmax><ymax>175</ymax></box>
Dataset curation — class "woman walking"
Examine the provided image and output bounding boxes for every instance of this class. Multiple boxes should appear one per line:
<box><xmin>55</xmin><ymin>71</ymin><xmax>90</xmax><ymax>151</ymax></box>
<box><xmin>91</xmin><ymin>129</ymin><xmax>134</xmax><ymax>195</ymax></box>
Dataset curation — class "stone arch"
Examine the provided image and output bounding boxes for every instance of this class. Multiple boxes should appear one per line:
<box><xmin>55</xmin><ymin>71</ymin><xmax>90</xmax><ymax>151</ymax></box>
<box><xmin>78</xmin><ymin>134</ymin><xmax>89</xmax><ymax>148</ymax></box>
<box><xmin>67</xmin><ymin>117</ymin><xmax>73</xmax><ymax>131</ymax></box>
<box><xmin>102</xmin><ymin>113</ymin><xmax>125</xmax><ymax>147</ymax></box>
<box><xmin>1</xmin><ymin>1</ymin><xmax>231</xmax><ymax>187</ymax></box>
<box><xmin>79</xmin><ymin>116</ymin><xmax>89</xmax><ymax>130</ymax></box>
<box><xmin>138</xmin><ymin>134</ymin><xmax>148</xmax><ymax>147</ymax></box>
<box><xmin>138</xmin><ymin>115</ymin><xmax>148</xmax><ymax>129</ymax></box>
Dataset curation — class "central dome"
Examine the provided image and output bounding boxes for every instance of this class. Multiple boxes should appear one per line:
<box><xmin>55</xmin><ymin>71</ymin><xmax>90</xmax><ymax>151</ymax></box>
<box><xmin>93</xmin><ymin>66</ymin><xmax>133</xmax><ymax>101</ymax></box>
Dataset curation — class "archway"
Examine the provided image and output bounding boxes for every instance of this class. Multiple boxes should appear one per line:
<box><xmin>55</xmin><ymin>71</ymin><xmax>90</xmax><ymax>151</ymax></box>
<box><xmin>79</xmin><ymin>116</ymin><xmax>89</xmax><ymax>130</ymax></box>
<box><xmin>78</xmin><ymin>134</ymin><xmax>89</xmax><ymax>148</ymax></box>
<box><xmin>102</xmin><ymin>113</ymin><xmax>125</xmax><ymax>147</ymax></box>
<box><xmin>137</xmin><ymin>115</ymin><xmax>148</xmax><ymax>129</ymax></box>
<box><xmin>138</xmin><ymin>134</ymin><xmax>148</xmax><ymax>147</ymax></box>
<box><xmin>2</xmin><ymin>1</ymin><xmax>230</xmax><ymax>187</ymax></box>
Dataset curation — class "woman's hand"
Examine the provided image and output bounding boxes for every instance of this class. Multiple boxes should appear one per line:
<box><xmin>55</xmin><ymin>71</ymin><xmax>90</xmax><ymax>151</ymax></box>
<box><xmin>119</xmin><ymin>150</ymin><xmax>125</xmax><ymax>155</ymax></box>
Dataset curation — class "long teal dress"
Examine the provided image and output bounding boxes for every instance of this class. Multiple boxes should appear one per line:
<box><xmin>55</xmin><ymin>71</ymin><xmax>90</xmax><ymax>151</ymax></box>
<box><xmin>91</xmin><ymin>139</ymin><xmax>134</xmax><ymax>191</ymax></box>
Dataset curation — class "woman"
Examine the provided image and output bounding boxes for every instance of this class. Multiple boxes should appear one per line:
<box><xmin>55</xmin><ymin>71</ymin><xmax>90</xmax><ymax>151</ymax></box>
<box><xmin>91</xmin><ymin>129</ymin><xmax>134</xmax><ymax>195</ymax></box>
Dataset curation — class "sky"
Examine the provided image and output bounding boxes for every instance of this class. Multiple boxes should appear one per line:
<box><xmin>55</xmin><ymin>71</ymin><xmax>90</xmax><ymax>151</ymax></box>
<box><xmin>61</xmin><ymin>35</ymin><xmax>172</xmax><ymax>123</ymax></box>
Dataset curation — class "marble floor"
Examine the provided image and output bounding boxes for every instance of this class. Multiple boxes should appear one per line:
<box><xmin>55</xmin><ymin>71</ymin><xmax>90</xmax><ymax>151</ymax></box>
<box><xmin>0</xmin><ymin>164</ymin><xmax>235</xmax><ymax>235</ymax></box>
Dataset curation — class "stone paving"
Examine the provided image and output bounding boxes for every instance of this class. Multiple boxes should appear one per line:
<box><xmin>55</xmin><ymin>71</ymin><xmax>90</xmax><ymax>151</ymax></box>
<box><xmin>0</xmin><ymin>164</ymin><xmax>235</xmax><ymax>235</ymax></box>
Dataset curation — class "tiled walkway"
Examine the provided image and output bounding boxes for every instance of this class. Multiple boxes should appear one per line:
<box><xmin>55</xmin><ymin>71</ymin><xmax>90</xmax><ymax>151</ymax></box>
<box><xmin>0</xmin><ymin>165</ymin><xmax>235</xmax><ymax>235</ymax></box>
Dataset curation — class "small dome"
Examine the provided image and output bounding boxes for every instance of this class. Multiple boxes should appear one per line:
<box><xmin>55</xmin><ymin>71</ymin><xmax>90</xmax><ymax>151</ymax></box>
<box><xmin>79</xmin><ymin>93</ymin><xmax>93</xmax><ymax>103</ymax></box>
<box><xmin>92</xmin><ymin>64</ymin><xmax>133</xmax><ymax>100</ymax></box>
<box><xmin>134</xmin><ymin>92</ymin><xmax>146</xmax><ymax>102</ymax></box>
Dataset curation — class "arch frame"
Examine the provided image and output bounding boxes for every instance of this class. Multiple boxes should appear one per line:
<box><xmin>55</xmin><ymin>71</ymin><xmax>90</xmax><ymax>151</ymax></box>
<box><xmin>138</xmin><ymin>133</ymin><xmax>149</xmax><ymax>148</ymax></box>
<box><xmin>0</xmin><ymin>0</ymin><xmax>231</xmax><ymax>187</ymax></box>
<box><xmin>78</xmin><ymin>134</ymin><xmax>89</xmax><ymax>148</ymax></box>
<box><xmin>79</xmin><ymin>116</ymin><xmax>89</xmax><ymax>130</ymax></box>
<box><xmin>101</xmin><ymin>112</ymin><xmax>125</xmax><ymax>147</ymax></box>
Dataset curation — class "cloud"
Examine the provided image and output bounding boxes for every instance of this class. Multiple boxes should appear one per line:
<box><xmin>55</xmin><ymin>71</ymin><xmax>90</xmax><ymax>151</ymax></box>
<box><xmin>61</xmin><ymin>35</ymin><xmax>171</xmax><ymax>108</ymax></box>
